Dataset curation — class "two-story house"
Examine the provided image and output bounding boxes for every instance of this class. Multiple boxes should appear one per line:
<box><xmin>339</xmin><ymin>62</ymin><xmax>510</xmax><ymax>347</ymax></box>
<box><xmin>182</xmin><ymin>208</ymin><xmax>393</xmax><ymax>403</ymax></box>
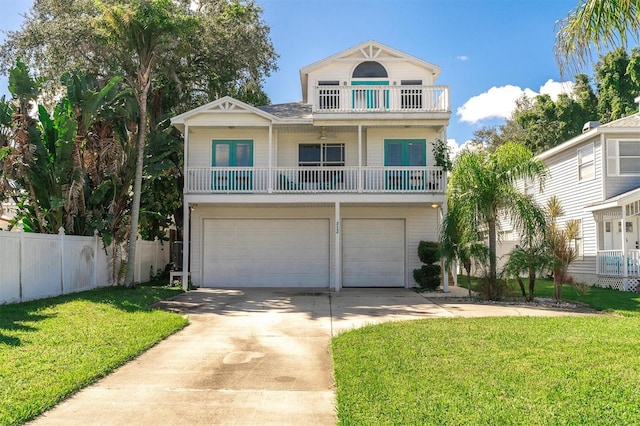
<box><xmin>499</xmin><ymin>113</ymin><xmax>640</xmax><ymax>292</ymax></box>
<box><xmin>170</xmin><ymin>41</ymin><xmax>450</xmax><ymax>290</ymax></box>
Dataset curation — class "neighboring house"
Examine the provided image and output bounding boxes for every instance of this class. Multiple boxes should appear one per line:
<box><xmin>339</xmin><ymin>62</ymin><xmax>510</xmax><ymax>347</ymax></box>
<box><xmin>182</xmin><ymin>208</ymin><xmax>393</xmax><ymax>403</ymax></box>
<box><xmin>498</xmin><ymin>113</ymin><xmax>640</xmax><ymax>292</ymax></box>
<box><xmin>171</xmin><ymin>40</ymin><xmax>450</xmax><ymax>290</ymax></box>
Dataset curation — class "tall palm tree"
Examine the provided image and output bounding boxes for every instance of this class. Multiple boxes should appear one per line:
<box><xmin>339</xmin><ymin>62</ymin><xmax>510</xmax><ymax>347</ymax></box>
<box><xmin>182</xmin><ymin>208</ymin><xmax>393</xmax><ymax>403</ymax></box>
<box><xmin>555</xmin><ymin>0</ymin><xmax>640</xmax><ymax>75</ymax></box>
<box><xmin>93</xmin><ymin>0</ymin><xmax>196</xmax><ymax>286</ymax></box>
<box><xmin>444</xmin><ymin>142</ymin><xmax>548</xmax><ymax>299</ymax></box>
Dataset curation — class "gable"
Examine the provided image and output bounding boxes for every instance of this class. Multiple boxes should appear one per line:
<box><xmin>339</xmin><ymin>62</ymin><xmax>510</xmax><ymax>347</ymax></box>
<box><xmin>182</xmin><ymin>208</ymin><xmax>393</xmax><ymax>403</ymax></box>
<box><xmin>299</xmin><ymin>40</ymin><xmax>441</xmax><ymax>102</ymax></box>
<box><xmin>171</xmin><ymin>96</ymin><xmax>275</xmax><ymax>131</ymax></box>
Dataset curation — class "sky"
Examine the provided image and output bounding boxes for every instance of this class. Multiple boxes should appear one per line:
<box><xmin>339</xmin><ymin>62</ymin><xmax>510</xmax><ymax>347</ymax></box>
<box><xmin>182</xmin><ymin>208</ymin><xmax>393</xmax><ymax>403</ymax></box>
<box><xmin>0</xmin><ymin>0</ymin><xmax>587</xmax><ymax>147</ymax></box>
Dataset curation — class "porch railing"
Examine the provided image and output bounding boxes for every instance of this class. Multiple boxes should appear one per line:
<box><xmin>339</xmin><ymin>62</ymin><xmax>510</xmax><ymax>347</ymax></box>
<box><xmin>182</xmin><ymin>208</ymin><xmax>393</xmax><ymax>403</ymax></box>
<box><xmin>313</xmin><ymin>85</ymin><xmax>449</xmax><ymax>113</ymax></box>
<box><xmin>596</xmin><ymin>249</ymin><xmax>640</xmax><ymax>276</ymax></box>
<box><xmin>185</xmin><ymin>166</ymin><xmax>446</xmax><ymax>194</ymax></box>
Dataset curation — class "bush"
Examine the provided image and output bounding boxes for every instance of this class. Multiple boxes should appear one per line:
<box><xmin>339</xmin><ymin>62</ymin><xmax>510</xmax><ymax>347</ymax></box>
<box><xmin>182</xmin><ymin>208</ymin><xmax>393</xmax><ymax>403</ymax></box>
<box><xmin>413</xmin><ymin>241</ymin><xmax>441</xmax><ymax>290</ymax></box>
<box><xmin>476</xmin><ymin>276</ymin><xmax>513</xmax><ymax>300</ymax></box>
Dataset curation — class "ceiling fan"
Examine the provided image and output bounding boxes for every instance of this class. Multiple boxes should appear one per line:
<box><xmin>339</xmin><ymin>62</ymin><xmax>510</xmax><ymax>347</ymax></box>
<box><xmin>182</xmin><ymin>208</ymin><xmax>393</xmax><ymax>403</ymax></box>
<box><xmin>317</xmin><ymin>126</ymin><xmax>337</xmax><ymax>140</ymax></box>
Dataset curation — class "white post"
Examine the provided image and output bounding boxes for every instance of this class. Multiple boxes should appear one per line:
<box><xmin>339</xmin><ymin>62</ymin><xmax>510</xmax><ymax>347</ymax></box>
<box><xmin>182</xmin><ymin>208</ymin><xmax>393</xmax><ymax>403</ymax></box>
<box><xmin>182</xmin><ymin>201</ymin><xmax>190</xmax><ymax>291</ymax></box>
<box><xmin>59</xmin><ymin>227</ymin><xmax>65</xmax><ymax>294</ymax></box>
<box><xmin>440</xmin><ymin>204</ymin><xmax>449</xmax><ymax>292</ymax></box>
<box><xmin>18</xmin><ymin>221</ymin><xmax>23</xmax><ymax>302</ymax></box>
<box><xmin>154</xmin><ymin>237</ymin><xmax>160</xmax><ymax>278</ymax></box>
<box><xmin>334</xmin><ymin>201</ymin><xmax>341</xmax><ymax>292</ymax></box>
<box><xmin>621</xmin><ymin>210</ymin><xmax>628</xmax><ymax>290</ymax></box>
<box><xmin>93</xmin><ymin>230</ymin><xmax>99</xmax><ymax>288</ymax></box>
<box><xmin>268</xmin><ymin>123</ymin><xmax>273</xmax><ymax>193</ymax></box>
<box><xmin>357</xmin><ymin>125</ymin><xmax>363</xmax><ymax>193</ymax></box>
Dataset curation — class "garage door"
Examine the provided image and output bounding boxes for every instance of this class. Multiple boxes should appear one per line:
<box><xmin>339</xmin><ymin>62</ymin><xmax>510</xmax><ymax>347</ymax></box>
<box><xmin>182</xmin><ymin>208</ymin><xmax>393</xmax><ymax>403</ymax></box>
<box><xmin>202</xmin><ymin>219</ymin><xmax>330</xmax><ymax>287</ymax></box>
<box><xmin>342</xmin><ymin>219</ymin><xmax>405</xmax><ymax>287</ymax></box>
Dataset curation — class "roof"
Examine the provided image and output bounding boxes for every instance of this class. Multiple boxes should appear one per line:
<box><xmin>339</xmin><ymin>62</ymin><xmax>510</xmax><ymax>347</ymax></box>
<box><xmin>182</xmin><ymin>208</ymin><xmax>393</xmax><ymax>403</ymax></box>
<box><xmin>585</xmin><ymin>185</ymin><xmax>640</xmax><ymax>211</ymax></box>
<box><xmin>537</xmin><ymin>112</ymin><xmax>640</xmax><ymax>161</ymax></box>
<box><xmin>257</xmin><ymin>102</ymin><xmax>312</xmax><ymax>120</ymax></box>
<box><xmin>299</xmin><ymin>40</ymin><xmax>442</xmax><ymax>102</ymax></box>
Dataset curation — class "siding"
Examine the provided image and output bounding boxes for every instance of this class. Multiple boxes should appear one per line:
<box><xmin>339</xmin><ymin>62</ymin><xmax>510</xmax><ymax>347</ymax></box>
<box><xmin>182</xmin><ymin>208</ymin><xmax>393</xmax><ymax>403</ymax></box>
<box><xmin>276</xmin><ymin>130</ymin><xmax>359</xmax><ymax>167</ymax></box>
<box><xmin>366</xmin><ymin>127</ymin><xmax>441</xmax><ymax>167</ymax></box>
<box><xmin>190</xmin><ymin>204</ymin><xmax>438</xmax><ymax>288</ymax></box>
<box><xmin>188</xmin><ymin>128</ymin><xmax>270</xmax><ymax>168</ymax></box>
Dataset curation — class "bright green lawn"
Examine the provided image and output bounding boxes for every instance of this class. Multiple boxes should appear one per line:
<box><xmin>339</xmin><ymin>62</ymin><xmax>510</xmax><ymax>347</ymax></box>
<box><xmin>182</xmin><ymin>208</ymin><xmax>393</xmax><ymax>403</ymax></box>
<box><xmin>333</xmin><ymin>284</ymin><xmax>640</xmax><ymax>425</ymax></box>
<box><xmin>0</xmin><ymin>284</ymin><xmax>187</xmax><ymax>425</ymax></box>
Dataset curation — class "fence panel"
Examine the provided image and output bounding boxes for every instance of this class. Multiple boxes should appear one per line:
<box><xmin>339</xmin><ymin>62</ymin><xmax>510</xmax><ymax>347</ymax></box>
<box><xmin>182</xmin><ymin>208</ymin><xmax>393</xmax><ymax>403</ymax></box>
<box><xmin>21</xmin><ymin>233</ymin><xmax>62</xmax><ymax>301</ymax></box>
<box><xmin>1</xmin><ymin>231</ymin><xmax>170</xmax><ymax>304</ymax></box>
<box><xmin>0</xmin><ymin>232</ymin><xmax>21</xmax><ymax>303</ymax></box>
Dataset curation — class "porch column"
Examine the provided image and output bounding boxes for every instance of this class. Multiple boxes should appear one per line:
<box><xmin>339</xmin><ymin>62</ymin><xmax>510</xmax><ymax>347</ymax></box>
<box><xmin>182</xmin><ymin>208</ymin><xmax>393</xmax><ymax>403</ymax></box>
<box><xmin>334</xmin><ymin>202</ymin><xmax>342</xmax><ymax>292</ymax></box>
<box><xmin>621</xmin><ymin>208</ymin><xmax>628</xmax><ymax>289</ymax></box>
<box><xmin>268</xmin><ymin>123</ymin><xmax>273</xmax><ymax>193</ymax></box>
<box><xmin>182</xmin><ymin>201</ymin><xmax>190</xmax><ymax>291</ymax></box>
<box><xmin>440</xmin><ymin>202</ymin><xmax>449</xmax><ymax>292</ymax></box>
<box><xmin>357</xmin><ymin>125</ymin><xmax>363</xmax><ymax>193</ymax></box>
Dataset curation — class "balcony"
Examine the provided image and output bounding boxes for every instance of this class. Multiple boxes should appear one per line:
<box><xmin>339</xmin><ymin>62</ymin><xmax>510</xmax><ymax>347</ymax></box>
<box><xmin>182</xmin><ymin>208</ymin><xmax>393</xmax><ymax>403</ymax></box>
<box><xmin>185</xmin><ymin>166</ymin><xmax>446</xmax><ymax>194</ymax></box>
<box><xmin>596</xmin><ymin>250</ymin><xmax>640</xmax><ymax>276</ymax></box>
<box><xmin>313</xmin><ymin>85</ymin><xmax>449</xmax><ymax>113</ymax></box>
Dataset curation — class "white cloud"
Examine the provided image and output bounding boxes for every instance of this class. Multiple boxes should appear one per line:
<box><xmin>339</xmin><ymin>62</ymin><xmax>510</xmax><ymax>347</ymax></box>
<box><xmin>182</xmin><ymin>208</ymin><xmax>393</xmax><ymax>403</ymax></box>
<box><xmin>446</xmin><ymin>138</ymin><xmax>460</xmax><ymax>159</ymax></box>
<box><xmin>456</xmin><ymin>55</ymin><xmax>469</xmax><ymax>61</ymax></box>
<box><xmin>457</xmin><ymin>80</ymin><xmax>574</xmax><ymax>124</ymax></box>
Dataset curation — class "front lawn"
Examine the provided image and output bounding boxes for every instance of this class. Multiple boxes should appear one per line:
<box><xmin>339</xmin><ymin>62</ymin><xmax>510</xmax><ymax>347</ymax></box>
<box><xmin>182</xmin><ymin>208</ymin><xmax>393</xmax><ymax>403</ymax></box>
<box><xmin>332</xmin><ymin>285</ymin><xmax>640</xmax><ymax>424</ymax></box>
<box><xmin>0</xmin><ymin>284</ymin><xmax>187</xmax><ymax>425</ymax></box>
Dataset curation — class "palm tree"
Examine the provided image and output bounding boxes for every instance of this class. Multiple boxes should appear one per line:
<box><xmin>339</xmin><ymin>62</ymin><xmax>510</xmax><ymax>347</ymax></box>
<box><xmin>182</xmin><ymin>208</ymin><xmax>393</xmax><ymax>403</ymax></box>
<box><xmin>546</xmin><ymin>196</ymin><xmax>580</xmax><ymax>302</ymax></box>
<box><xmin>93</xmin><ymin>0</ymin><xmax>196</xmax><ymax>286</ymax></box>
<box><xmin>444</xmin><ymin>142</ymin><xmax>548</xmax><ymax>300</ymax></box>
<box><xmin>555</xmin><ymin>0</ymin><xmax>640</xmax><ymax>75</ymax></box>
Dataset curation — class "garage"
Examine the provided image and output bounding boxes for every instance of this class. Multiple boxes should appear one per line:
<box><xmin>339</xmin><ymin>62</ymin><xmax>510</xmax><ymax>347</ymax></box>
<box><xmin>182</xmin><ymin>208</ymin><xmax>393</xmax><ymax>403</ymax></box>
<box><xmin>202</xmin><ymin>219</ymin><xmax>330</xmax><ymax>287</ymax></box>
<box><xmin>342</xmin><ymin>219</ymin><xmax>406</xmax><ymax>287</ymax></box>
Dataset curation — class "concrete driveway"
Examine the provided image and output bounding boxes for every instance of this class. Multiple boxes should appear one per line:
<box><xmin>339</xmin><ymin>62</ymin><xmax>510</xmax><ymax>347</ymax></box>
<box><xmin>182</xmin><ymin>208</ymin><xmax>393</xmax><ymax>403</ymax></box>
<box><xmin>30</xmin><ymin>287</ymin><xmax>597</xmax><ymax>425</ymax></box>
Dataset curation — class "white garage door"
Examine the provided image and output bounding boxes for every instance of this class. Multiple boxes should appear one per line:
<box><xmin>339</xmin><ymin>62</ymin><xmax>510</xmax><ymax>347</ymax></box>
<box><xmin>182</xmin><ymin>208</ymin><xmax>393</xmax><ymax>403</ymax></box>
<box><xmin>202</xmin><ymin>219</ymin><xmax>330</xmax><ymax>287</ymax></box>
<box><xmin>342</xmin><ymin>219</ymin><xmax>405</xmax><ymax>287</ymax></box>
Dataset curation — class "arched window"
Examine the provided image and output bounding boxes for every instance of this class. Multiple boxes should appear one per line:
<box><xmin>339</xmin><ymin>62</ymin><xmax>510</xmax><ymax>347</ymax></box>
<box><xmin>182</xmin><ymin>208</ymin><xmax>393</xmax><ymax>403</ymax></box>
<box><xmin>352</xmin><ymin>61</ymin><xmax>388</xmax><ymax>78</ymax></box>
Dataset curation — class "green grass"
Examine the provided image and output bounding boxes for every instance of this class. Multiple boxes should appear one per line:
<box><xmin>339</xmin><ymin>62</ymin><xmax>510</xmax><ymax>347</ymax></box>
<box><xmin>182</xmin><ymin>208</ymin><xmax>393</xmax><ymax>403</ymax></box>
<box><xmin>0</xmin><ymin>284</ymin><xmax>187</xmax><ymax>425</ymax></box>
<box><xmin>333</xmin><ymin>280</ymin><xmax>640</xmax><ymax>425</ymax></box>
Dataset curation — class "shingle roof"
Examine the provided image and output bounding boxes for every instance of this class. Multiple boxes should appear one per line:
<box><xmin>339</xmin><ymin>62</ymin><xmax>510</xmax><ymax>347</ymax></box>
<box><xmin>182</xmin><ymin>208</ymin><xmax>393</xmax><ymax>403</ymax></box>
<box><xmin>257</xmin><ymin>102</ymin><xmax>312</xmax><ymax>120</ymax></box>
<box><xmin>601</xmin><ymin>112</ymin><xmax>640</xmax><ymax>128</ymax></box>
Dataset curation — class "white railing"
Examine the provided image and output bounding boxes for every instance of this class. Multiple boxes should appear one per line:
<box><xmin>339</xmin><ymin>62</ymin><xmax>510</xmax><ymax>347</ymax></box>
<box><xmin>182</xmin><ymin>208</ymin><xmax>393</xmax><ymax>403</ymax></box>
<box><xmin>596</xmin><ymin>250</ymin><xmax>640</xmax><ymax>276</ymax></box>
<box><xmin>185</xmin><ymin>166</ymin><xmax>446</xmax><ymax>194</ymax></box>
<box><xmin>313</xmin><ymin>85</ymin><xmax>449</xmax><ymax>113</ymax></box>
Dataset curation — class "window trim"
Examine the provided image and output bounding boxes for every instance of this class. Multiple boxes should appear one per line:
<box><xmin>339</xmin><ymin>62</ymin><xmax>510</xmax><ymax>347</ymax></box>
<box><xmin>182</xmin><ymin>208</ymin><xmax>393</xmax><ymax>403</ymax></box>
<box><xmin>577</xmin><ymin>142</ymin><xmax>595</xmax><ymax>182</ymax></box>
<box><xmin>607</xmin><ymin>138</ymin><xmax>640</xmax><ymax>176</ymax></box>
<box><xmin>298</xmin><ymin>143</ymin><xmax>345</xmax><ymax>167</ymax></box>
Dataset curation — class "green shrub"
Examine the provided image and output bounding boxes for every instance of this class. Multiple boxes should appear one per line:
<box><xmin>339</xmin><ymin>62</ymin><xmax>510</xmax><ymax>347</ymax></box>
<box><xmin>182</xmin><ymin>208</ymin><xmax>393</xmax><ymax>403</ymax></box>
<box><xmin>413</xmin><ymin>241</ymin><xmax>441</xmax><ymax>290</ymax></box>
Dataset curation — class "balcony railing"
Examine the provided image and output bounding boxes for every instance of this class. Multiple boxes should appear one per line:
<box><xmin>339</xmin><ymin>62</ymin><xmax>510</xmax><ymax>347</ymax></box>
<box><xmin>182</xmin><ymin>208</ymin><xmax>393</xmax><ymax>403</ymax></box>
<box><xmin>313</xmin><ymin>85</ymin><xmax>449</xmax><ymax>113</ymax></box>
<box><xmin>185</xmin><ymin>166</ymin><xmax>446</xmax><ymax>194</ymax></box>
<box><xmin>596</xmin><ymin>250</ymin><xmax>640</xmax><ymax>276</ymax></box>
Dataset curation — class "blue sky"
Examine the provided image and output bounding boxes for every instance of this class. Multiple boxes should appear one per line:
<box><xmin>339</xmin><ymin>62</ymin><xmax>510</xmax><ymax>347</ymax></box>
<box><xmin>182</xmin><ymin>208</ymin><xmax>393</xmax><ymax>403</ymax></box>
<box><xmin>0</xmin><ymin>0</ymin><xmax>585</xmax><ymax>146</ymax></box>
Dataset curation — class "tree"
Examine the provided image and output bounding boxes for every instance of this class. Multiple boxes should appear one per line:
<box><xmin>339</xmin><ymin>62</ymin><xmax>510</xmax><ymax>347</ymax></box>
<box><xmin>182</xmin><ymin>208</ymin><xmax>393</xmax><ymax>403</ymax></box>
<box><xmin>594</xmin><ymin>47</ymin><xmax>640</xmax><ymax>122</ymax></box>
<box><xmin>444</xmin><ymin>142</ymin><xmax>548</xmax><ymax>300</ymax></box>
<box><xmin>91</xmin><ymin>0</ymin><xmax>197</xmax><ymax>286</ymax></box>
<box><xmin>555</xmin><ymin>0</ymin><xmax>640</xmax><ymax>76</ymax></box>
<box><xmin>546</xmin><ymin>196</ymin><xmax>580</xmax><ymax>302</ymax></box>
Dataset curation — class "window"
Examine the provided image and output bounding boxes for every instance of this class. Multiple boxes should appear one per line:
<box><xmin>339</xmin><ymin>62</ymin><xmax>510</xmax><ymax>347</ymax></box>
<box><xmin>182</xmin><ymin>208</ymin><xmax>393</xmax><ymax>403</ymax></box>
<box><xmin>577</xmin><ymin>144</ymin><xmax>594</xmax><ymax>181</ymax></box>
<box><xmin>401</xmin><ymin>80</ymin><xmax>423</xmax><ymax>109</ymax></box>
<box><xmin>352</xmin><ymin>61</ymin><xmax>388</xmax><ymax>78</ymax></box>
<box><xmin>298</xmin><ymin>143</ymin><xmax>344</xmax><ymax>183</ymax></box>
<box><xmin>318</xmin><ymin>80</ymin><xmax>339</xmax><ymax>110</ymax></box>
<box><xmin>607</xmin><ymin>139</ymin><xmax>640</xmax><ymax>176</ymax></box>
<box><xmin>299</xmin><ymin>143</ymin><xmax>344</xmax><ymax>167</ymax></box>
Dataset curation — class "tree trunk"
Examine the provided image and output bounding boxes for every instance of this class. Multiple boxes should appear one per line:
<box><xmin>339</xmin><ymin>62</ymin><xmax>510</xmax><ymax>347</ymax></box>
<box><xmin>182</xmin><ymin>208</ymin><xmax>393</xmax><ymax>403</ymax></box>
<box><xmin>488</xmin><ymin>217</ymin><xmax>498</xmax><ymax>299</ymax></box>
<box><xmin>553</xmin><ymin>267</ymin><xmax>563</xmax><ymax>302</ymax></box>
<box><xmin>517</xmin><ymin>277</ymin><xmax>526</xmax><ymax>297</ymax></box>
<box><xmin>124</xmin><ymin>74</ymin><xmax>150</xmax><ymax>287</ymax></box>
<box><xmin>528</xmin><ymin>269</ymin><xmax>536</xmax><ymax>302</ymax></box>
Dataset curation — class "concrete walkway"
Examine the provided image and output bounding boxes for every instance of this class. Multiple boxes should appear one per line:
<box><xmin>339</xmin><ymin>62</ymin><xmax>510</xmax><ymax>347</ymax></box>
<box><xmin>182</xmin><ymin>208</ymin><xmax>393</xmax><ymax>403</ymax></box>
<box><xmin>30</xmin><ymin>287</ymin><xmax>597</xmax><ymax>425</ymax></box>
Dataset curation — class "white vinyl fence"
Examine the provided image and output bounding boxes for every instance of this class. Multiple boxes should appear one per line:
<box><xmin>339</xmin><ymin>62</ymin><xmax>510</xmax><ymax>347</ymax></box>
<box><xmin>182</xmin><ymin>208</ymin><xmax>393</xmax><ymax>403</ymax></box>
<box><xmin>0</xmin><ymin>228</ymin><xmax>170</xmax><ymax>304</ymax></box>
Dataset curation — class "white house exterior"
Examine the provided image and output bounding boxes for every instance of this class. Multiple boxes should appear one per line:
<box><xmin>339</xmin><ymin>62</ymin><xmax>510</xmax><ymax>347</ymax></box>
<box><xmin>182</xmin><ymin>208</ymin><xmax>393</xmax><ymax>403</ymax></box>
<box><xmin>171</xmin><ymin>41</ymin><xmax>450</xmax><ymax>290</ymax></box>
<box><xmin>501</xmin><ymin>115</ymin><xmax>640</xmax><ymax>291</ymax></box>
